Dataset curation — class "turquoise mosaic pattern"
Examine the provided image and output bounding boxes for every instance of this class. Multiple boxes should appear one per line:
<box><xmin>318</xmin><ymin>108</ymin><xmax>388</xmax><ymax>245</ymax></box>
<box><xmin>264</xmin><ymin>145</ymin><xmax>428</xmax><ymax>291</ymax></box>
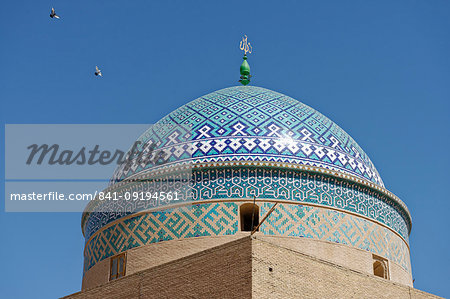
<box><xmin>111</xmin><ymin>86</ymin><xmax>383</xmax><ymax>187</ymax></box>
<box><xmin>84</xmin><ymin>168</ymin><xmax>410</xmax><ymax>243</ymax></box>
<box><xmin>82</xmin><ymin>86</ymin><xmax>412</xmax><ymax>278</ymax></box>
<box><xmin>83</xmin><ymin>202</ymin><xmax>238</xmax><ymax>274</ymax></box>
<box><xmin>83</xmin><ymin>202</ymin><xmax>410</xmax><ymax>275</ymax></box>
<box><xmin>259</xmin><ymin>203</ymin><xmax>411</xmax><ymax>272</ymax></box>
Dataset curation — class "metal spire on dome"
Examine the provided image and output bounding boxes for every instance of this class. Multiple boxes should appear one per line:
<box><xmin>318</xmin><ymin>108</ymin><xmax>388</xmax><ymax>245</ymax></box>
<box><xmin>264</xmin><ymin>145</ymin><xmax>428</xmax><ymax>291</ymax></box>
<box><xmin>239</xmin><ymin>35</ymin><xmax>252</xmax><ymax>86</ymax></box>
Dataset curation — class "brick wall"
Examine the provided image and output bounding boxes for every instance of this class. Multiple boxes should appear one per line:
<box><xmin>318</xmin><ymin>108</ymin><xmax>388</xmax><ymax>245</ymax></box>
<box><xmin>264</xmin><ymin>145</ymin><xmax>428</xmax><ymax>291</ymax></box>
<box><xmin>66</xmin><ymin>236</ymin><xmax>441</xmax><ymax>299</ymax></box>
<box><xmin>68</xmin><ymin>237</ymin><xmax>252</xmax><ymax>299</ymax></box>
<box><xmin>252</xmin><ymin>237</ymin><xmax>440</xmax><ymax>299</ymax></box>
<box><xmin>82</xmin><ymin>232</ymin><xmax>412</xmax><ymax>290</ymax></box>
<box><xmin>82</xmin><ymin>233</ymin><xmax>248</xmax><ymax>290</ymax></box>
<box><xmin>255</xmin><ymin>234</ymin><xmax>412</xmax><ymax>286</ymax></box>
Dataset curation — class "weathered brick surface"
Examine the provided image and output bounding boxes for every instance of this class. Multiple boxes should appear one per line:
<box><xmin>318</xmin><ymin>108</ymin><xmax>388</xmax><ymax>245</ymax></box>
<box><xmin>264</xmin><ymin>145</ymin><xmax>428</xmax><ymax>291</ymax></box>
<box><xmin>255</xmin><ymin>234</ymin><xmax>412</xmax><ymax>286</ymax></box>
<box><xmin>67</xmin><ymin>237</ymin><xmax>252</xmax><ymax>299</ymax></box>
<box><xmin>252</xmin><ymin>237</ymin><xmax>440</xmax><ymax>299</ymax></box>
<box><xmin>82</xmin><ymin>233</ymin><xmax>248</xmax><ymax>290</ymax></box>
<box><xmin>83</xmin><ymin>233</ymin><xmax>412</xmax><ymax>290</ymax></box>
<box><xmin>65</xmin><ymin>237</ymin><xmax>441</xmax><ymax>299</ymax></box>
<box><xmin>81</xmin><ymin>257</ymin><xmax>109</xmax><ymax>290</ymax></box>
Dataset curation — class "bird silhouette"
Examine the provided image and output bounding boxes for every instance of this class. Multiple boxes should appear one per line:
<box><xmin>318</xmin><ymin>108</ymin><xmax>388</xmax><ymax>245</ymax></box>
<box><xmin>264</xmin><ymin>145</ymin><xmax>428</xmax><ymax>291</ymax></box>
<box><xmin>95</xmin><ymin>66</ymin><xmax>102</xmax><ymax>77</ymax></box>
<box><xmin>50</xmin><ymin>8</ymin><xmax>60</xmax><ymax>19</ymax></box>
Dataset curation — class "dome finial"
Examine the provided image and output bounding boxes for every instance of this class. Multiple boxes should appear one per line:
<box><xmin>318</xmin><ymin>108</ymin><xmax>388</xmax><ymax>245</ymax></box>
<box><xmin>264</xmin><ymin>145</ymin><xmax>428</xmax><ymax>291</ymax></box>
<box><xmin>239</xmin><ymin>35</ymin><xmax>252</xmax><ymax>86</ymax></box>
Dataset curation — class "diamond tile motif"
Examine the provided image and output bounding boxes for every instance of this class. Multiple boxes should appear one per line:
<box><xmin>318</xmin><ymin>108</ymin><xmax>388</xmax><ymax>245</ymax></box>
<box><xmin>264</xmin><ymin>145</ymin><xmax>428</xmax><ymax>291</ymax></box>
<box><xmin>82</xmin><ymin>86</ymin><xmax>412</xmax><ymax>281</ymax></box>
<box><xmin>110</xmin><ymin>86</ymin><xmax>383</xmax><ymax>187</ymax></box>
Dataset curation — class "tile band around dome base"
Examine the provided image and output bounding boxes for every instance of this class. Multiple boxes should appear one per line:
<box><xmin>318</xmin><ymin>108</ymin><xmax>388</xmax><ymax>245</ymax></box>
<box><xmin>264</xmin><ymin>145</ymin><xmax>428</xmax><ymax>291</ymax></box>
<box><xmin>82</xmin><ymin>163</ymin><xmax>411</xmax><ymax>242</ymax></box>
<box><xmin>82</xmin><ymin>201</ymin><xmax>411</xmax><ymax>275</ymax></box>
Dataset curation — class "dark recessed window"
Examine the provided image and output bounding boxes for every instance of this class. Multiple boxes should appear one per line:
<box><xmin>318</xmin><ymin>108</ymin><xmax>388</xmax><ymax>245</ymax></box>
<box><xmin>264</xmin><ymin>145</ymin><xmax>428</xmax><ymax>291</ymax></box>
<box><xmin>110</xmin><ymin>252</ymin><xmax>126</xmax><ymax>281</ymax></box>
<box><xmin>372</xmin><ymin>254</ymin><xmax>389</xmax><ymax>279</ymax></box>
<box><xmin>240</xmin><ymin>203</ymin><xmax>259</xmax><ymax>231</ymax></box>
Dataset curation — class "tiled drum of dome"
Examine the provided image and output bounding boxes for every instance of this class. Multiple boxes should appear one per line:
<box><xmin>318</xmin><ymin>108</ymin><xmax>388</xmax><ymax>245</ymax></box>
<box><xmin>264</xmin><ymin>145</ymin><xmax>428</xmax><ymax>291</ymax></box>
<box><xmin>84</xmin><ymin>168</ymin><xmax>409</xmax><ymax>242</ymax></box>
<box><xmin>110</xmin><ymin>86</ymin><xmax>383</xmax><ymax>187</ymax></box>
<box><xmin>82</xmin><ymin>86</ymin><xmax>412</xmax><ymax>279</ymax></box>
<box><xmin>259</xmin><ymin>203</ymin><xmax>411</xmax><ymax>272</ymax></box>
<box><xmin>83</xmin><ymin>202</ymin><xmax>410</xmax><ymax>275</ymax></box>
<box><xmin>83</xmin><ymin>202</ymin><xmax>238</xmax><ymax>274</ymax></box>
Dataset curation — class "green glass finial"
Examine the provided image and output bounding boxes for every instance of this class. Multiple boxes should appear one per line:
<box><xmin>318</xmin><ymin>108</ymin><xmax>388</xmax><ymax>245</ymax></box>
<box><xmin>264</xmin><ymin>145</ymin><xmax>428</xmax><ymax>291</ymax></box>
<box><xmin>239</xmin><ymin>35</ymin><xmax>252</xmax><ymax>86</ymax></box>
<box><xmin>239</xmin><ymin>55</ymin><xmax>251</xmax><ymax>86</ymax></box>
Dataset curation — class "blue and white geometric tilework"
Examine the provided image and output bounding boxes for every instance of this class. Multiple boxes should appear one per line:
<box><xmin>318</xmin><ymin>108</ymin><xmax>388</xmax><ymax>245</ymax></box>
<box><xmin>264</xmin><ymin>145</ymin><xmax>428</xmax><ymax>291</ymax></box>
<box><xmin>83</xmin><ymin>202</ymin><xmax>410</xmax><ymax>275</ymax></box>
<box><xmin>82</xmin><ymin>86</ymin><xmax>412</xmax><ymax>277</ymax></box>
<box><xmin>84</xmin><ymin>168</ymin><xmax>410</xmax><ymax>242</ymax></box>
<box><xmin>110</xmin><ymin>86</ymin><xmax>384</xmax><ymax>187</ymax></box>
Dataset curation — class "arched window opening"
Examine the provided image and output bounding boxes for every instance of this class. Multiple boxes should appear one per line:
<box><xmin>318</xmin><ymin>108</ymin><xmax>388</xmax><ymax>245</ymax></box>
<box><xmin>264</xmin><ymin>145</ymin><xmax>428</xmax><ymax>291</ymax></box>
<box><xmin>373</xmin><ymin>261</ymin><xmax>386</xmax><ymax>278</ymax></box>
<box><xmin>372</xmin><ymin>255</ymin><xmax>389</xmax><ymax>279</ymax></box>
<box><xmin>240</xmin><ymin>203</ymin><xmax>259</xmax><ymax>231</ymax></box>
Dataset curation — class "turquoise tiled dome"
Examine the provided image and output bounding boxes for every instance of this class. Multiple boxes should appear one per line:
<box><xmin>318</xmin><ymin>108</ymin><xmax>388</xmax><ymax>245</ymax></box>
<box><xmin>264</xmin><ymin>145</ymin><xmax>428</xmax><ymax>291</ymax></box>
<box><xmin>111</xmin><ymin>86</ymin><xmax>384</xmax><ymax>187</ymax></box>
<box><xmin>82</xmin><ymin>86</ymin><xmax>413</xmax><ymax>279</ymax></box>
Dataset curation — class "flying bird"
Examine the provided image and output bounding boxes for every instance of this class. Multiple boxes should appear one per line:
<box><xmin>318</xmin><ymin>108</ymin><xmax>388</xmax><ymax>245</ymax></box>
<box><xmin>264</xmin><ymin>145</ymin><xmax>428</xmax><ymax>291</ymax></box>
<box><xmin>50</xmin><ymin>8</ymin><xmax>60</xmax><ymax>19</ymax></box>
<box><xmin>95</xmin><ymin>66</ymin><xmax>102</xmax><ymax>77</ymax></box>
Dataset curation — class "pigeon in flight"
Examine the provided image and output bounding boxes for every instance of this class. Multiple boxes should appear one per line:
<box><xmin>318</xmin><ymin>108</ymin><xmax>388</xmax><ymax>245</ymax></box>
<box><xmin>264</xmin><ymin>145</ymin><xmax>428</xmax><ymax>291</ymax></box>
<box><xmin>50</xmin><ymin>8</ymin><xmax>60</xmax><ymax>19</ymax></box>
<box><xmin>95</xmin><ymin>66</ymin><xmax>102</xmax><ymax>77</ymax></box>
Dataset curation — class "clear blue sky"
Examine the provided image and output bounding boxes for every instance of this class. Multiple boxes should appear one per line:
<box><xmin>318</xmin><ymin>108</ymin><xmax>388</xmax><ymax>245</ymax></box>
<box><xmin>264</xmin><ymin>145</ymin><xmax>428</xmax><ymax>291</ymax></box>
<box><xmin>1</xmin><ymin>0</ymin><xmax>449</xmax><ymax>297</ymax></box>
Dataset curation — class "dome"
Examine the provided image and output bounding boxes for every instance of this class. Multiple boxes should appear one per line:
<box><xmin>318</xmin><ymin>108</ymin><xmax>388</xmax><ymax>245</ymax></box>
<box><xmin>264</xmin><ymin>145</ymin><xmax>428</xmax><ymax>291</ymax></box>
<box><xmin>111</xmin><ymin>86</ymin><xmax>384</xmax><ymax>187</ymax></box>
<box><xmin>81</xmin><ymin>86</ymin><xmax>412</xmax><ymax>289</ymax></box>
